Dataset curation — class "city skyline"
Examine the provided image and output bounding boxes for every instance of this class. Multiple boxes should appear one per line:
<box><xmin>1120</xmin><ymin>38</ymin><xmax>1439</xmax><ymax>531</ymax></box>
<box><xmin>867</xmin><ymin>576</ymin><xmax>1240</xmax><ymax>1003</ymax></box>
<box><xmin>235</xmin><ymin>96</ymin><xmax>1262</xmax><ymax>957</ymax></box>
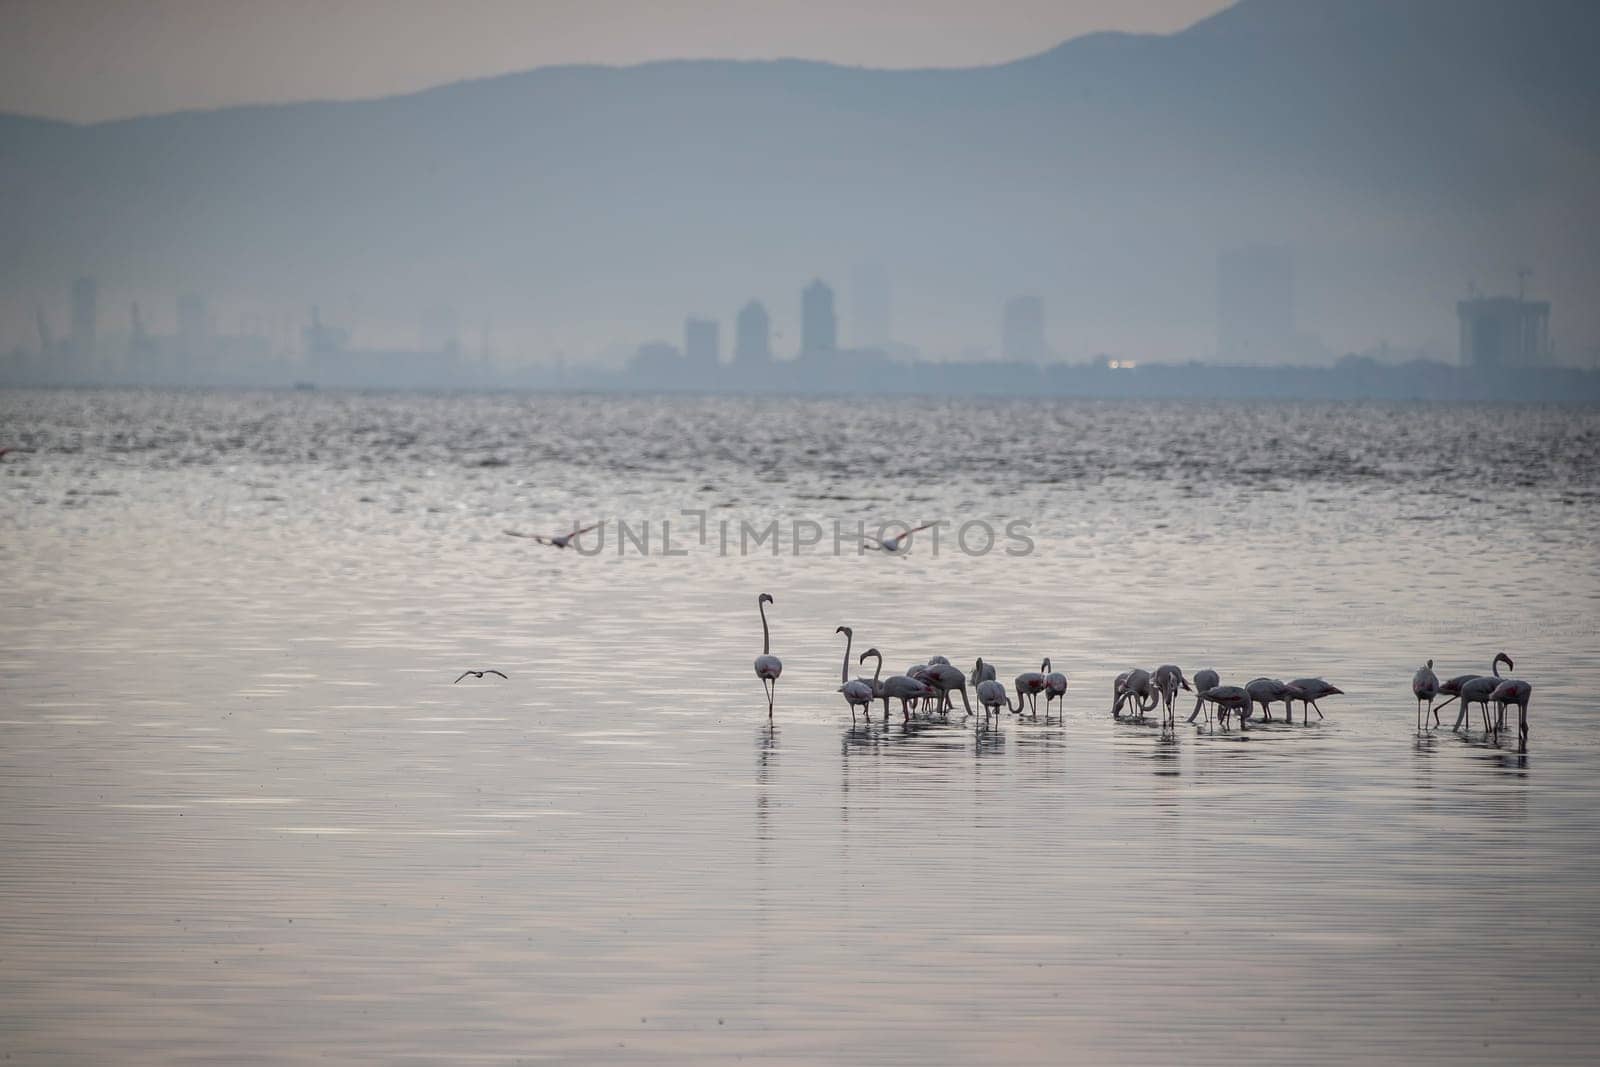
<box><xmin>3</xmin><ymin>1</ymin><xmax>1597</xmax><ymax>374</ymax></box>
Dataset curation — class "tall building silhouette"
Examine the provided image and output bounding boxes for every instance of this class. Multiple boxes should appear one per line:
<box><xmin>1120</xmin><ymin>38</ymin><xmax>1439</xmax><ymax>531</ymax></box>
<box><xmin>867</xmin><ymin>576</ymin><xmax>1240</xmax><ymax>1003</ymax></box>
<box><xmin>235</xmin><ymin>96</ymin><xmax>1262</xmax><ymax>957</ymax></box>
<box><xmin>1002</xmin><ymin>295</ymin><xmax>1047</xmax><ymax>361</ymax></box>
<box><xmin>735</xmin><ymin>301</ymin><xmax>771</xmax><ymax>364</ymax></box>
<box><xmin>70</xmin><ymin>276</ymin><xmax>97</xmax><ymax>358</ymax></box>
<box><xmin>1217</xmin><ymin>245</ymin><xmax>1294</xmax><ymax>361</ymax></box>
<box><xmin>801</xmin><ymin>279</ymin><xmax>836</xmax><ymax>355</ymax></box>
<box><xmin>684</xmin><ymin>316</ymin><xmax>720</xmax><ymax>367</ymax></box>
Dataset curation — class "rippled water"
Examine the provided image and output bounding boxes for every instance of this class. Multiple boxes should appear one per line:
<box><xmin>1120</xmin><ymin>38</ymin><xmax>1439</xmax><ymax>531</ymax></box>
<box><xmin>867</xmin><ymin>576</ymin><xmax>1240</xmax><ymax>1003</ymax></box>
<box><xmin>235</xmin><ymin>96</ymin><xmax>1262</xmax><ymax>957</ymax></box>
<box><xmin>2</xmin><ymin>388</ymin><xmax>1598</xmax><ymax>1064</ymax></box>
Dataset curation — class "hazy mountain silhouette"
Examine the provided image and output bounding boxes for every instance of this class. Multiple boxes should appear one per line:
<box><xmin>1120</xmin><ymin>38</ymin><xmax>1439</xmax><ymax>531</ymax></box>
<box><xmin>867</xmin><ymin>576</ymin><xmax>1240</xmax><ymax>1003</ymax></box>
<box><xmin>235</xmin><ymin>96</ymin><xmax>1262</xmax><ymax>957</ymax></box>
<box><xmin>2</xmin><ymin>0</ymin><xmax>1596</xmax><ymax>361</ymax></box>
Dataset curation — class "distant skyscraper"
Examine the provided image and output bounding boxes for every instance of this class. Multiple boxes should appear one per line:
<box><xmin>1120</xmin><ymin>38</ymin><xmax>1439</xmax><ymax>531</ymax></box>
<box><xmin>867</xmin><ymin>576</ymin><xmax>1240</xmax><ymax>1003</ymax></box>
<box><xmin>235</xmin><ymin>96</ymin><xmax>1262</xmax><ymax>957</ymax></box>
<box><xmin>735</xmin><ymin>301</ymin><xmax>771</xmax><ymax>364</ymax></box>
<box><xmin>1217</xmin><ymin>245</ymin><xmax>1294</xmax><ymax>361</ymax></box>
<box><xmin>70</xmin><ymin>276</ymin><xmax>97</xmax><ymax>357</ymax></box>
<box><xmin>684</xmin><ymin>316</ymin><xmax>720</xmax><ymax>367</ymax></box>
<box><xmin>1001</xmin><ymin>295</ymin><xmax>1047</xmax><ymax>362</ymax></box>
<box><xmin>1457</xmin><ymin>295</ymin><xmax>1551</xmax><ymax>368</ymax></box>
<box><xmin>850</xmin><ymin>263</ymin><xmax>891</xmax><ymax>348</ymax></box>
<box><xmin>801</xmin><ymin>279</ymin><xmax>837</xmax><ymax>355</ymax></box>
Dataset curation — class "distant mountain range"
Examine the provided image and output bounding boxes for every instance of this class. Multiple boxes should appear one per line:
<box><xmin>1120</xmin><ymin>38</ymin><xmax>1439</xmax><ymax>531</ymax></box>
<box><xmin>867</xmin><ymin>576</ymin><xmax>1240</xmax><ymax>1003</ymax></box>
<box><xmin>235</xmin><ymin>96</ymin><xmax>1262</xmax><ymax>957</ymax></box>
<box><xmin>2</xmin><ymin>0</ymin><xmax>1597</xmax><ymax>364</ymax></box>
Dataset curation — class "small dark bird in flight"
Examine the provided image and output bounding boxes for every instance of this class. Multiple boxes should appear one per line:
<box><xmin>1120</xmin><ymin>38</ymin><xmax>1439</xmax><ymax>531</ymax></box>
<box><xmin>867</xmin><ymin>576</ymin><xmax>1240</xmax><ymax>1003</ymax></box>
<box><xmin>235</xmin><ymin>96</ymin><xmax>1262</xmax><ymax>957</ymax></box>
<box><xmin>504</xmin><ymin>522</ymin><xmax>602</xmax><ymax>549</ymax></box>
<box><xmin>454</xmin><ymin>669</ymin><xmax>508</xmax><ymax>684</ymax></box>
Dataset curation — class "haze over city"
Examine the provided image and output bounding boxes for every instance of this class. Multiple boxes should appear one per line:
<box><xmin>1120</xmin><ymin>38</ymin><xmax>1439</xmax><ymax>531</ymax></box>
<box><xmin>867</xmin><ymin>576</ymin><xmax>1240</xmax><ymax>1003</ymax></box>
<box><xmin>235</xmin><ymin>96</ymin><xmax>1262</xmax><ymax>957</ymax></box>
<box><xmin>2</xmin><ymin>0</ymin><xmax>1597</xmax><ymax>390</ymax></box>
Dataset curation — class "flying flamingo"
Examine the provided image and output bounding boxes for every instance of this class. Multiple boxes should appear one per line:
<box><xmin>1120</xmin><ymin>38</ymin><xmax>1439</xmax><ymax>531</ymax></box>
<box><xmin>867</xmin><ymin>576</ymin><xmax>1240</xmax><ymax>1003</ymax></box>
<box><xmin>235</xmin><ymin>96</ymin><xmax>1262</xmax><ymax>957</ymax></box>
<box><xmin>753</xmin><ymin>593</ymin><xmax>783</xmax><ymax>718</ymax></box>
<box><xmin>1283</xmin><ymin>678</ymin><xmax>1343</xmax><ymax>723</ymax></box>
<box><xmin>836</xmin><ymin>627</ymin><xmax>876</xmax><ymax>721</ymax></box>
<box><xmin>504</xmin><ymin>521</ymin><xmax>603</xmax><ymax>549</ymax></box>
<box><xmin>1043</xmin><ymin>659</ymin><xmax>1068</xmax><ymax>717</ymax></box>
<box><xmin>1188</xmin><ymin>668</ymin><xmax>1220</xmax><ymax>723</ymax></box>
<box><xmin>1412</xmin><ymin>659</ymin><xmax>1439</xmax><ymax>730</ymax></box>
<box><xmin>862</xmin><ymin>523</ymin><xmax>937</xmax><ymax>554</ymax></box>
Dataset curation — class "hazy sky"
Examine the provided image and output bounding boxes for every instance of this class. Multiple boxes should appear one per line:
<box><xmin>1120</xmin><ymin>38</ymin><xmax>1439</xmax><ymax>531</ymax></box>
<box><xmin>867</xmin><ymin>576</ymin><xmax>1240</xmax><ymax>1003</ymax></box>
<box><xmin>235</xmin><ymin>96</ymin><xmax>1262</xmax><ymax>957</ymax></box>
<box><xmin>0</xmin><ymin>0</ymin><xmax>1230</xmax><ymax>123</ymax></box>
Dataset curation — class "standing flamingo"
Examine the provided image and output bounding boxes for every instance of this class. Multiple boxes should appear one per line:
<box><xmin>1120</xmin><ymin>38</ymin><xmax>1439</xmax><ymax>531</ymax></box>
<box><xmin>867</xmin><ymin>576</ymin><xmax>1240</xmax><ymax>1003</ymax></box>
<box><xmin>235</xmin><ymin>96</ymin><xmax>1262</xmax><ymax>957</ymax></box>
<box><xmin>753</xmin><ymin>593</ymin><xmax>782</xmax><ymax>718</ymax></box>
<box><xmin>1456</xmin><ymin>653</ymin><xmax>1514</xmax><ymax>735</ymax></box>
<box><xmin>1013</xmin><ymin>661</ymin><xmax>1048</xmax><ymax>716</ymax></box>
<box><xmin>1112</xmin><ymin>669</ymin><xmax>1159</xmax><ymax>719</ymax></box>
<box><xmin>1188</xmin><ymin>668</ymin><xmax>1220</xmax><ymax>723</ymax></box>
<box><xmin>1043</xmin><ymin>659</ymin><xmax>1068</xmax><ymax>718</ymax></box>
<box><xmin>1244</xmin><ymin>677</ymin><xmax>1292</xmax><ymax>722</ymax></box>
<box><xmin>922</xmin><ymin>661</ymin><xmax>973</xmax><ymax>716</ymax></box>
<box><xmin>1153</xmin><ymin>665</ymin><xmax>1191</xmax><ymax>725</ymax></box>
<box><xmin>880</xmin><ymin>672</ymin><xmax>936</xmax><ymax>722</ymax></box>
<box><xmin>1202</xmin><ymin>685</ymin><xmax>1252</xmax><ymax>729</ymax></box>
<box><xmin>1412</xmin><ymin>659</ymin><xmax>1439</xmax><ymax>730</ymax></box>
<box><xmin>836</xmin><ymin>627</ymin><xmax>875</xmax><ymax>721</ymax></box>
<box><xmin>1283</xmin><ymin>678</ymin><xmax>1343</xmax><ymax>723</ymax></box>
<box><xmin>975</xmin><ymin>677</ymin><xmax>1018</xmax><ymax>721</ymax></box>
<box><xmin>1491</xmin><ymin>676</ymin><xmax>1533</xmax><ymax>748</ymax></box>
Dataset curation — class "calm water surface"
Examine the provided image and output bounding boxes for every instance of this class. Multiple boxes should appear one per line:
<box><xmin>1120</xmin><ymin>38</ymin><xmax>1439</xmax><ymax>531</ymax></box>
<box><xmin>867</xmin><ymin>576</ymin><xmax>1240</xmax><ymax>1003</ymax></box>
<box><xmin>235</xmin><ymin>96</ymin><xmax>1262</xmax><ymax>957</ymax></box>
<box><xmin>2</xmin><ymin>389</ymin><xmax>1599</xmax><ymax>1064</ymax></box>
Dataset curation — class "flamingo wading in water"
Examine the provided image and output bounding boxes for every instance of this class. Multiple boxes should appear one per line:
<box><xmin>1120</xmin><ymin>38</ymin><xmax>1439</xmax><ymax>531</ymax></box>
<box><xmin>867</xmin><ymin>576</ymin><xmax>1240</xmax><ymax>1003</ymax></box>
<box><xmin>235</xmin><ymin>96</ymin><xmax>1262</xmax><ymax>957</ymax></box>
<box><xmin>753</xmin><ymin>593</ymin><xmax>783</xmax><ymax>718</ymax></box>
<box><xmin>836</xmin><ymin>627</ymin><xmax>876</xmax><ymax>721</ymax></box>
<box><xmin>1412</xmin><ymin>659</ymin><xmax>1439</xmax><ymax>730</ymax></box>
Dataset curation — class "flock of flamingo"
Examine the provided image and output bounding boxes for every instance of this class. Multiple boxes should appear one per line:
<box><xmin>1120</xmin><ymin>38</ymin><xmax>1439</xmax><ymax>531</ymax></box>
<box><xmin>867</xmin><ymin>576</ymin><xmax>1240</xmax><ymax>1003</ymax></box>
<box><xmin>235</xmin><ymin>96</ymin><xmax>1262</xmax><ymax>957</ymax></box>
<box><xmin>753</xmin><ymin>593</ymin><xmax>1536</xmax><ymax>746</ymax></box>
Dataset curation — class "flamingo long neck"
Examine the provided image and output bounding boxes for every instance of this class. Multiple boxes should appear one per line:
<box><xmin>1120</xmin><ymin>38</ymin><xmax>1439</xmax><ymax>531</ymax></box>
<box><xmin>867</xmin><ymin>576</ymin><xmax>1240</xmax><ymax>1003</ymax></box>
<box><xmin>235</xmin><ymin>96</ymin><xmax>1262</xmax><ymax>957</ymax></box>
<box><xmin>840</xmin><ymin>631</ymin><xmax>852</xmax><ymax>684</ymax></box>
<box><xmin>759</xmin><ymin>600</ymin><xmax>770</xmax><ymax>655</ymax></box>
<box><xmin>870</xmin><ymin>653</ymin><xmax>882</xmax><ymax>684</ymax></box>
<box><xmin>1041</xmin><ymin>657</ymin><xmax>1051</xmax><ymax>673</ymax></box>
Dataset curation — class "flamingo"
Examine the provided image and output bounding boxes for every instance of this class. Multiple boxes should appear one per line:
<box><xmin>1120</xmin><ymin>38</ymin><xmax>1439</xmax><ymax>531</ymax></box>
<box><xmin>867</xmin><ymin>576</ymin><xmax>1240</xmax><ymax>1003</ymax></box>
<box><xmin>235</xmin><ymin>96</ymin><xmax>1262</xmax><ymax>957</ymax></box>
<box><xmin>1043</xmin><ymin>659</ymin><xmax>1068</xmax><ymax>717</ymax></box>
<box><xmin>1013</xmin><ymin>661</ymin><xmax>1048</xmax><ymax>716</ymax></box>
<box><xmin>862</xmin><ymin>523</ymin><xmax>937</xmax><ymax>554</ymax></box>
<box><xmin>1112</xmin><ymin>669</ymin><xmax>1159</xmax><ymax>719</ymax></box>
<box><xmin>1434</xmin><ymin>674</ymin><xmax>1481</xmax><ymax>727</ymax></box>
<box><xmin>922</xmin><ymin>661</ymin><xmax>973</xmax><ymax>716</ymax></box>
<box><xmin>1202</xmin><ymin>685</ymin><xmax>1252</xmax><ymax>729</ymax></box>
<box><xmin>1244</xmin><ymin>677</ymin><xmax>1292</xmax><ymax>722</ymax></box>
<box><xmin>1188</xmin><ymin>668</ymin><xmax>1220</xmax><ymax>723</ymax></box>
<box><xmin>971</xmin><ymin>657</ymin><xmax>997</xmax><ymax>684</ymax></box>
<box><xmin>1153</xmin><ymin>665</ymin><xmax>1191</xmax><ymax>725</ymax></box>
<box><xmin>1283</xmin><ymin>678</ymin><xmax>1343</xmax><ymax>723</ymax></box>
<box><xmin>880</xmin><ymin>672</ymin><xmax>936</xmax><ymax>722</ymax></box>
<box><xmin>1455</xmin><ymin>653</ymin><xmax>1514</xmax><ymax>735</ymax></box>
<box><xmin>504</xmin><ymin>521</ymin><xmax>602</xmax><ymax>549</ymax></box>
<box><xmin>836</xmin><ymin>627</ymin><xmax>875</xmax><ymax>721</ymax></box>
<box><xmin>975</xmin><ymin>677</ymin><xmax>1019</xmax><ymax>720</ymax></box>
<box><xmin>859</xmin><ymin>647</ymin><xmax>886</xmax><ymax>709</ymax></box>
<box><xmin>1491</xmin><ymin>676</ymin><xmax>1532</xmax><ymax>747</ymax></box>
<box><xmin>753</xmin><ymin>593</ymin><xmax>783</xmax><ymax>718</ymax></box>
<box><xmin>1412</xmin><ymin>659</ymin><xmax>1439</xmax><ymax>730</ymax></box>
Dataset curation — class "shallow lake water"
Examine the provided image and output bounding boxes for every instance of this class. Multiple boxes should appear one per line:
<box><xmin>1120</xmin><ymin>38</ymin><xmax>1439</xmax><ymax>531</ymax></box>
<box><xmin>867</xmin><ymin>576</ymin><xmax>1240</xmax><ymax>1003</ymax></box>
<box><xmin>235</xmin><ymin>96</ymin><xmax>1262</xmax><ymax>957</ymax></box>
<box><xmin>2</xmin><ymin>389</ymin><xmax>1598</xmax><ymax>1064</ymax></box>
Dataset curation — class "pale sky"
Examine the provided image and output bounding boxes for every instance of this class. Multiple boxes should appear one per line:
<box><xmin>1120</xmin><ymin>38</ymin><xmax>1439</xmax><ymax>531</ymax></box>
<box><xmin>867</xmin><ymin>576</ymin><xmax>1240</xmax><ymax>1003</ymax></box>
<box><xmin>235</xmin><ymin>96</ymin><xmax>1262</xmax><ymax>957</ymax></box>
<box><xmin>0</xmin><ymin>0</ymin><xmax>1231</xmax><ymax>123</ymax></box>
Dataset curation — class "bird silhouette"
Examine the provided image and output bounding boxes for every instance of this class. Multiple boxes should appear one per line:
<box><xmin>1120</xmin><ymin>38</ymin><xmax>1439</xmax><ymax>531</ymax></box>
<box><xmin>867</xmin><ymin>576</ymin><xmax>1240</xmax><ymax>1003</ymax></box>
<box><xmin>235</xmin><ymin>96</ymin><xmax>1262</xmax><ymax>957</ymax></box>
<box><xmin>454</xmin><ymin>669</ymin><xmax>508</xmax><ymax>684</ymax></box>
<box><xmin>504</xmin><ymin>522</ymin><xmax>602</xmax><ymax>549</ymax></box>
